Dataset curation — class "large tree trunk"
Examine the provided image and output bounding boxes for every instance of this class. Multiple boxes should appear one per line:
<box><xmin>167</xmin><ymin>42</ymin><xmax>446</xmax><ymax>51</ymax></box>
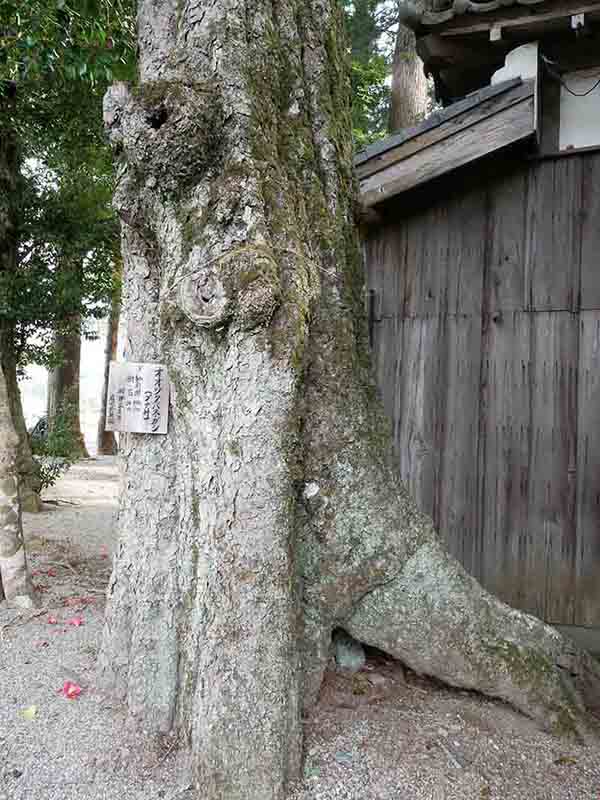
<box><xmin>0</xmin><ymin>84</ymin><xmax>42</xmax><ymax>512</ymax></box>
<box><xmin>389</xmin><ymin>23</ymin><xmax>429</xmax><ymax>131</ymax></box>
<box><xmin>98</xmin><ymin>2</ymin><xmax>600</xmax><ymax>799</ymax></box>
<box><xmin>47</xmin><ymin>314</ymin><xmax>89</xmax><ymax>458</ymax></box>
<box><xmin>96</xmin><ymin>296</ymin><xmax>120</xmax><ymax>455</ymax></box>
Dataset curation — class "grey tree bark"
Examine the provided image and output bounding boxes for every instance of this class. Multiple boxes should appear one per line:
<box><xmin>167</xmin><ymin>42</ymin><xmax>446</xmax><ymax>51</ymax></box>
<box><xmin>1</xmin><ymin>84</ymin><xmax>42</xmax><ymax>512</ymax></box>
<box><xmin>0</xmin><ymin>363</ymin><xmax>35</xmax><ymax>607</ymax></box>
<box><xmin>46</xmin><ymin>313</ymin><xmax>89</xmax><ymax>458</ymax></box>
<box><xmin>96</xmin><ymin>299</ymin><xmax>120</xmax><ymax>455</ymax></box>
<box><xmin>3</xmin><ymin>354</ymin><xmax>43</xmax><ymax>511</ymax></box>
<box><xmin>0</xmin><ymin>85</ymin><xmax>35</xmax><ymax>602</ymax></box>
<box><xmin>98</xmin><ymin>2</ymin><xmax>600</xmax><ymax>799</ymax></box>
<box><xmin>389</xmin><ymin>23</ymin><xmax>429</xmax><ymax>131</ymax></box>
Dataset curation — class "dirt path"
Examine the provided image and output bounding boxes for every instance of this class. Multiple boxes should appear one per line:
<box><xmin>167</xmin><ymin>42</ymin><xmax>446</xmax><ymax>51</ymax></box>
<box><xmin>1</xmin><ymin>459</ymin><xmax>599</xmax><ymax>800</ymax></box>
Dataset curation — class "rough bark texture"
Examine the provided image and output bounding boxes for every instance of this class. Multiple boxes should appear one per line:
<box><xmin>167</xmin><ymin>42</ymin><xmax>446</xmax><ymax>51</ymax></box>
<box><xmin>389</xmin><ymin>24</ymin><xmax>429</xmax><ymax>131</ymax></box>
<box><xmin>0</xmin><ymin>363</ymin><xmax>35</xmax><ymax>606</ymax></box>
<box><xmin>2</xmin><ymin>354</ymin><xmax>43</xmax><ymax>511</ymax></box>
<box><xmin>98</xmin><ymin>2</ymin><xmax>600</xmax><ymax>799</ymax></box>
<box><xmin>47</xmin><ymin>314</ymin><xmax>89</xmax><ymax>458</ymax></box>
<box><xmin>97</xmin><ymin>300</ymin><xmax>120</xmax><ymax>455</ymax></box>
<box><xmin>0</xmin><ymin>85</ymin><xmax>42</xmax><ymax>512</ymax></box>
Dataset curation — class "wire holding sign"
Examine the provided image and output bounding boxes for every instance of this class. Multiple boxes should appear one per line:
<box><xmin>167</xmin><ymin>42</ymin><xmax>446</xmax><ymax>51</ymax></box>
<box><xmin>105</xmin><ymin>362</ymin><xmax>169</xmax><ymax>434</ymax></box>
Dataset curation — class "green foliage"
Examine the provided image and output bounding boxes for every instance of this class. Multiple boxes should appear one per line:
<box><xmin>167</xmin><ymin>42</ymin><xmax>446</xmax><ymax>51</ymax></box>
<box><xmin>342</xmin><ymin>0</ymin><xmax>393</xmax><ymax>146</ymax></box>
<box><xmin>0</xmin><ymin>0</ymin><xmax>135</xmax><ymax>85</ymax></box>
<box><xmin>345</xmin><ymin>0</ymin><xmax>380</xmax><ymax>63</ymax></box>
<box><xmin>30</xmin><ymin>401</ymin><xmax>81</xmax><ymax>490</ymax></box>
<box><xmin>32</xmin><ymin>453</ymin><xmax>71</xmax><ymax>492</ymax></box>
<box><xmin>0</xmin><ymin>0</ymin><xmax>133</xmax><ymax>370</ymax></box>
<box><xmin>2</xmin><ymin>148</ymin><xmax>121</xmax><ymax>367</ymax></box>
<box><xmin>350</xmin><ymin>54</ymin><xmax>390</xmax><ymax>148</ymax></box>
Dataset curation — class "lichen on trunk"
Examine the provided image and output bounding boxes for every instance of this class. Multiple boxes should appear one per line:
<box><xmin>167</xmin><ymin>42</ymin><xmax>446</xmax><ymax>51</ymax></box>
<box><xmin>2</xmin><ymin>353</ymin><xmax>43</xmax><ymax>511</ymax></box>
<box><xmin>98</xmin><ymin>2</ymin><xmax>600</xmax><ymax>799</ymax></box>
<box><xmin>0</xmin><ymin>363</ymin><xmax>35</xmax><ymax>607</ymax></box>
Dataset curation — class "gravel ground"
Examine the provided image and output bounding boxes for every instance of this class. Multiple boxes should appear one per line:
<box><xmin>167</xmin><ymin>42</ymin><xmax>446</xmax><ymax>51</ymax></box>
<box><xmin>1</xmin><ymin>459</ymin><xmax>600</xmax><ymax>800</ymax></box>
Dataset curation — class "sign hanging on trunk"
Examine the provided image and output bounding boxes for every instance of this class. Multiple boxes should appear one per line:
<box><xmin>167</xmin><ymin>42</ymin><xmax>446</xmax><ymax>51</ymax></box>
<box><xmin>105</xmin><ymin>362</ymin><xmax>169</xmax><ymax>434</ymax></box>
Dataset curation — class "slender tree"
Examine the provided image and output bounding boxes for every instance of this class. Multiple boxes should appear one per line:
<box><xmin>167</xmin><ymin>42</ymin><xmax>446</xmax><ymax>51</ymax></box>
<box><xmin>46</xmin><ymin>313</ymin><xmax>89</xmax><ymax>458</ymax></box>
<box><xmin>0</xmin><ymin>82</ymin><xmax>43</xmax><ymax>509</ymax></box>
<box><xmin>0</xmin><ymin>87</ymin><xmax>35</xmax><ymax>584</ymax></box>
<box><xmin>0</xmin><ymin>362</ymin><xmax>35</xmax><ymax>606</ymax></box>
<box><xmin>99</xmin><ymin>2</ymin><xmax>600</xmax><ymax>799</ymax></box>
<box><xmin>389</xmin><ymin>22</ymin><xmax>429</xmax><ymax>131</ymax></box>
<box><xmin>97</xmin><ymin>285</ymin><xmax>120</xmax><ymax>455</ymax></box>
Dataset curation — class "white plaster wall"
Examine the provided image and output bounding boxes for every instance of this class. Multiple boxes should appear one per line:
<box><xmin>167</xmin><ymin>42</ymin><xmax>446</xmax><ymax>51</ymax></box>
<box><xmin>492</xmin><ymin>42</ymin><xmax>539</xmax><ymax>85</ymax></box>
<box><xmin>559</xmin><ymin>69</ymin><xmax>600</xmax><ymax>150</ymax></box>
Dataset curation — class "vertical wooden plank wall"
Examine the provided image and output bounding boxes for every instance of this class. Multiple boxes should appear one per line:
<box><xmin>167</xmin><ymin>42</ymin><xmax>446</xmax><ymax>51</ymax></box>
<box><xmin>364</xmin><ymin>151</ymin><xmax>600</xmax><ymax>627</ymax></box>
<box><xmin>479</xmin><ymin>311</ymin><xmax>532</xmax><ymax>610</ymax></box>
<box><xmin>575</xmin><ymin>313</ymin><xmax>600</xmax><ymax>625</ymax></box>
<box><xmin>436</xmin><ymin>193</ymin><xmax>486</xmax><ymax>576</ymax></box>
<box><xmin>575</xmin><ymin>155</ymin><xmax>600</xmax><ymax>624</ymax></box>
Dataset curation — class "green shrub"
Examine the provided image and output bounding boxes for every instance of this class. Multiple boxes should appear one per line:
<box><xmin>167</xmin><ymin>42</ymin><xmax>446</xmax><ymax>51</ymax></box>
<box><xmin>30</xmin><ymin>400</ymin><xmax>83</xmax><ymax>490</ymax></box>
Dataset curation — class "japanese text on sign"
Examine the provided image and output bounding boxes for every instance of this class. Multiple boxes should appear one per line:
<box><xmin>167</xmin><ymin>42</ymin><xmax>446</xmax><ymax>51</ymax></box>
<box><xmin>106</xmin><ymin>362</ymin><xmax>169</xmax><ymax>434</ymax></box>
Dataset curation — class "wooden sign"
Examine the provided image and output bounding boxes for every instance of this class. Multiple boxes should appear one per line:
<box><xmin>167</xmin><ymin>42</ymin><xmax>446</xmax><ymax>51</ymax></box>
<box><xmin>105</xmin><ymin>362</ymin><xmax>169</xmax><ymax>434</ymax></box>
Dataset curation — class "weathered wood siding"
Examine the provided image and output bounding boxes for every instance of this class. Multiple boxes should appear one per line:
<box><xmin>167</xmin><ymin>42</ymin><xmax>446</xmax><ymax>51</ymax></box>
<box><xmin>364</xmin><ymin>151</ymin><xmax>600</xmax><ymax>627</ymax></box>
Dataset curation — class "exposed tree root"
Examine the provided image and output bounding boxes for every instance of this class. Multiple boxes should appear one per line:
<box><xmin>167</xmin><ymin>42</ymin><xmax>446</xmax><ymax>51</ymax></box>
<box><xmin>346</xmin><ymin>539</ymin><xmax>600</xmax><ymax>739</ymax></box>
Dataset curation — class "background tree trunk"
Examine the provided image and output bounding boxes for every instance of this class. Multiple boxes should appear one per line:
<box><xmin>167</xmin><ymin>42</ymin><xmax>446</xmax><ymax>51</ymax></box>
<box><xmin>3</xmin><ymin>355</ymin><xmax>43</xmax><ymax>511</ymax></box>
<box><xmin>96</xmin><ymin>298</ymin><xmax>120</xmax><ymax>455</ymax></box>
<box><xmin>0</xmin><ymin>84</ymin><xmax>42</xmax><ymax>511</ymax></box>
<box><xmin>0</xmin><ymin>85</ymin><xmax>34</xmax><ymax>603</ymax></box>
<box><xmin>99</xmin><ymin>2</ymin><xmax>600</xmax><ymax>799</ymax></box>
<box><xmin>0</xmin><ymin>362</ymin><xmax>35</xmax><ymax>606</ymax></box>
<box><xmin>389</xmin><ymin>24</ymin><xmax>429</xmax><ymax>131</ymax></box>
<box><xmin>46</xmin><ymin>314</ymin><xmax>89</xmax><ymax>458</ymax></box>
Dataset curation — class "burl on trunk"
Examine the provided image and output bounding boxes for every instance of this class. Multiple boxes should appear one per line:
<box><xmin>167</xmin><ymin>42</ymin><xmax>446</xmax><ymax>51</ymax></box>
<box><xmin>98</xmin><ymin>2</ymin><xmax>600</xmax><ymax>799</ymax></box>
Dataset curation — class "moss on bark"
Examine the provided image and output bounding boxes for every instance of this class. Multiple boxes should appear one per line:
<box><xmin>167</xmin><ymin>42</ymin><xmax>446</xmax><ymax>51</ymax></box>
<box><xmin>98</xmin><ymin>3</ymin><xmax>600</xmax><ymax>799</ymax></box>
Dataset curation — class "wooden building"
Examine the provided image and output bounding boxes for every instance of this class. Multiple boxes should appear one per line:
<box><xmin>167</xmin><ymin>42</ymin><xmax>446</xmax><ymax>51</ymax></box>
<box><xmin>358</xmin><ymin>0</ymin><xmax>600</xmax><ymax>645</ymax></box>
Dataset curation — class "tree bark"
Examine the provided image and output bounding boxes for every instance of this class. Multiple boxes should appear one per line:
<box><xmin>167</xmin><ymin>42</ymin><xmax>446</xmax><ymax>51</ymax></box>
<box><xmin>0</xmin><ymin>363</ymin><xmax>35</xmax><ymax>607</ymax></box>
<box><xmin>98</xmin><ymin>2</ymin><xmax>600</xmax><ymax>799</ymax></box>
<box><xmin>0</xmin><ymin>87</ymin><xmax>34</xmax><ymax>605</ymax></box>
<box><xmin>47</xmin><ymin>314</ymin><xmax>89</xmax><ymax>458</ymax></box>
<box><xmin>96</xmin><ymin>296</ymin><xmax>120</xmax><ymax>455</ymax></box>
<box><xmin>0</xmin><ymin>84</ymin><xmax>42</xmax><ymax>512</ymax></box>
<box><xmin>389</xmin><ymin>24</ymin><xmax>429</xmax><ymax>131</ymax></box>
<box><xmin>2</xmin><ymin>353</ymin><xmax>43</xmax><ymax>511</ymax></box>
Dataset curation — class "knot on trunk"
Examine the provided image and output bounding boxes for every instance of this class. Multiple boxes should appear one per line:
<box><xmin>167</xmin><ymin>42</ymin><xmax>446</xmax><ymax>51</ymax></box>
<box><xmin>104</xmin><ymin>80</ymin><xmax>224</xmax><ymax>197</ymax></box>
<box><xmin>173</xmin><ymin>246</ymin><xmax>280</xmax><ymax>330</ymax></box>
<box><xmin>179</xmin><ymin>261</ymin><xmax>230</xmax><ymax>328</ymax></box>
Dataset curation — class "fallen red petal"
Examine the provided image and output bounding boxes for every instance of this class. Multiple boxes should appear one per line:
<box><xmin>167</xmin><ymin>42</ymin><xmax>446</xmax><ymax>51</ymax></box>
<box><xmin>46</xmin><ymin>568</ymin><xmax>57</xmax><ymax>578</ymax></box>
<box><xmin>61</xmin><ymin>681</ymin><xmax>82</xmax><ymax>699</ymax></box>
<box><xmin>47</xmin><ymin>616</ymin><xmax>58</xmax><ymax>624</ymax></box>
<box><xmin>66</xmin><ymin>616</ymin><xmax>84</xmax><ymax>627</ymax></box>
<box><xmin>64</xmin><ymin>596</ymin><xmax>91</xmax><ymax>607</ymax></box>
